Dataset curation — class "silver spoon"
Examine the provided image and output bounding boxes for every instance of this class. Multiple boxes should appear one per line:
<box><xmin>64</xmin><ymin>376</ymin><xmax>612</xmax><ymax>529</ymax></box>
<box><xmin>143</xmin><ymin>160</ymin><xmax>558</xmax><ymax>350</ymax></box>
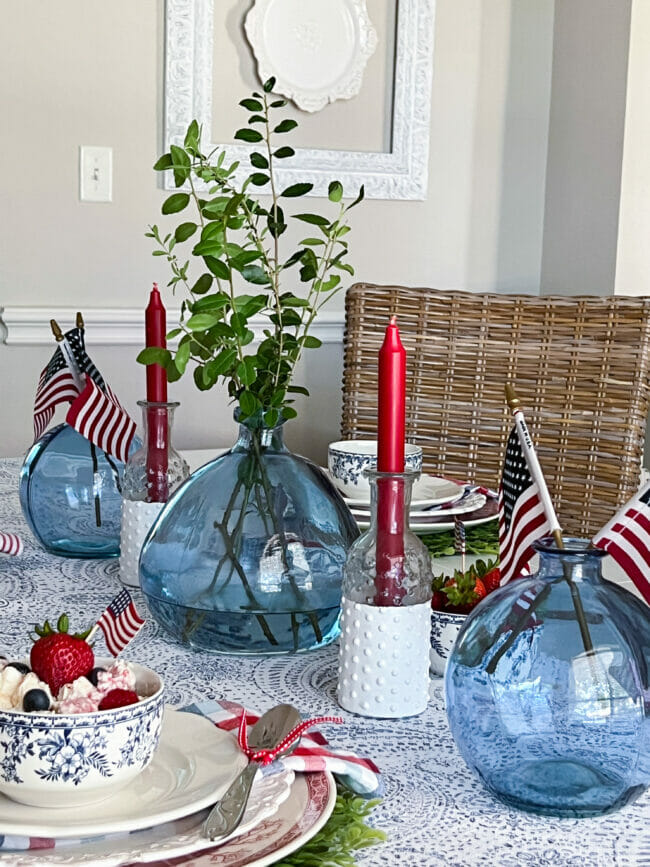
<box><xmin>202</xmin><ymin>703</ymin><xmax>302</xmax><ymax>842</ymax></box>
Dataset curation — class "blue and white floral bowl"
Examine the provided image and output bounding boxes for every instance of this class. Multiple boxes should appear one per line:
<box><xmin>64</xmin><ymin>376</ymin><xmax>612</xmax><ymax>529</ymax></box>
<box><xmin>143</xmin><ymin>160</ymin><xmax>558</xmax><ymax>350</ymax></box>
<box><xmin>0</xmin><ymin>660</ymin><xmax>164</xmax><ymax>807</ymax></box>
<box><xmin>328</xmin><ymin>440</ymin><xmax>423</xmax><ymax>499</ymax></box>
<box><xmin>430</xmin><ymin>610</ymin><xmax>466</xmax><ymax>677</ymax></box>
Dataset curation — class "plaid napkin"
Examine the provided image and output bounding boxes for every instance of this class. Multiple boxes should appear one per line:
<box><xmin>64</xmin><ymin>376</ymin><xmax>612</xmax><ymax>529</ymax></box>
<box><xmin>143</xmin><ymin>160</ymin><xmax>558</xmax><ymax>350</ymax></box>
<box><xmin>0</xmin><ymin>534</ymin><xmax>22</xmax><ymax>556</ymax></box>
<box><xmin>184</xmin><ymin>699</ymin><xmax>382</xmax><ymax>798</ymax></box>
<box><xmin>0</xmin><ymin>700</ymin><xmax>381</xmax><ymax>853</ymax></box>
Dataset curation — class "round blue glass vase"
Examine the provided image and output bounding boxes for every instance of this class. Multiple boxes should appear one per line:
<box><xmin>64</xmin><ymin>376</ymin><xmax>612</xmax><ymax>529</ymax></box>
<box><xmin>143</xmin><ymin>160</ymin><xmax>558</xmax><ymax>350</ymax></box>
<box><xmin>445</xmin><ymin>537</ymin><xmax>650</xmax><ymax>817</ymax></box>
<box><xmin>139</xmin><ymin>417</ymin><xmax>359</xmax><ymax>655</ymax></box>
<box><xmin>20</xmin><ymin>423</ymin><xmax>131</xmax><ymax>558</ymax></box>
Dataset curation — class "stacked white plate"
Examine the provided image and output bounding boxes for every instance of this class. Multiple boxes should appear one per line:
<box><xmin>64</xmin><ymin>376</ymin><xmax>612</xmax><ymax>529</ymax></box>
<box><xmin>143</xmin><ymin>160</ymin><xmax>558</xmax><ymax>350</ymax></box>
<box><xmin>0</xmin><ymin>709</ymin><xmax>336</xmax><ymax>866</ymax></box>
<box><xmin>325</xmin><ymin>470</ymin><xmax>498</xmax><ymax>534</ymax></box>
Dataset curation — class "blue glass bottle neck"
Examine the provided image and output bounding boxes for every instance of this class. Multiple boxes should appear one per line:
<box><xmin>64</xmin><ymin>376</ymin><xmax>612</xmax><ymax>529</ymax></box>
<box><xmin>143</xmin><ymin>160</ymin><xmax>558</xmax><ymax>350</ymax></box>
<box><xmin>233</xmin><ymin>422</ymin><xmax>287</xmax><ymax>453</ymax></box>
<box><xmin>534</xmin><ymin>547</ymin><xmax>606</xmax><ymax>583</ymax></box>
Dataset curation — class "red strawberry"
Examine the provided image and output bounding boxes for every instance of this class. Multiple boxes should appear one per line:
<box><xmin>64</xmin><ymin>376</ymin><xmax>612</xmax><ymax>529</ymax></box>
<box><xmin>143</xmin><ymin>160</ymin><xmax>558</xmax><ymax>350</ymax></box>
<box><xmin>30</xmin><ymin>614</ymin><xmax>94</xmax><ymax>694</ymax></box>
<box><xmin>482</xmin><ymin>564</ymin><xmax>501</xmax><ymax>594</ymax></box>
<box><xmin>99</xmin><ymin>689</ymin><xmax>139</xmax><ymax>710</ymax></box>
<box><xmin>431</xmin><ymin>590</ymin><xmax>448</xmax><ymax>611</ymax></box>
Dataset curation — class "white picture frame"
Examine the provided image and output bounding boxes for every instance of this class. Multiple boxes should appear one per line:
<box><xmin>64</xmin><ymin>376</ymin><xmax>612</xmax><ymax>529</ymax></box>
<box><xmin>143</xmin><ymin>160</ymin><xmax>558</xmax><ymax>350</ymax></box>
<box><xmin>164</xmin><ymin>0</ymin><xmax>435</xmax><ymax>200</ymax></box>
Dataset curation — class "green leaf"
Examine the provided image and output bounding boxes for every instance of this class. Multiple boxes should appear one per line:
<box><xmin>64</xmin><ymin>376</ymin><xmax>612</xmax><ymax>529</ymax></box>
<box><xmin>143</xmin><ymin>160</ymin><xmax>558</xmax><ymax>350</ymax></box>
<box><xmin>239</xmin><ymin>98</ymin><xmax>263</xmax><ymax>112</ymax></box>
<box><xmin>249</xmin><ymin>173</ymin><xmax>270</xmax><ymax>186</ymax></box>
<box><xmin>274</xmin><ymin>119</ymin><xmax>298</xmax><ymax>134</ymax></box>
<box><xmin>230</xmin><ymin>312</ymin><xmax>247</xmax><ymax>338</ymax></box>
<box><xmin>174</xmin><ymin>338</ymin><xmax>191</xmax><ymax>373</ymax></box>
<box><xmin>153</xmin><ymin>153</ymin><xmax>173</xmax><ymax>171</ymax></box>
<box><xmin>281</xmin><ymin>182</ymin><xmax>313</xmax><ymax>198</ymax></box>
<box><xmin>192</xmin><ymin>239</ymin><xmax>224</xmax><ymax>258</ymax></box>
<box><xmin>206</xmin><ymin>347</ymin><xmax>238</xmax><ymax>379</ymax></box>
<box><xmin>186</xmin><ymin>313</ymin><xmax>221</xmax><ymax>331</ymax></box>
<box><xmin>282</xmin><ymin>406</ymin><xmax>298</xmax><ymax>420</ymax></box>
<box><xmin>166</xmin><ymin>327</ymin><xmax>182</xmax><ymax>340</ymax></box>
<box><xmin>267</xmin><ymin>205</ymin><xmax>286</xmax><ymax>239</ymax></box>
<box><xmin>170</xmin><ymin>144</ymin><xmax>191</xmax><ymax>186</ymax></box>
<box><xmin>234</xmin><ymin>293</ymin><xmax>267</xmax><ymax>318</ymax></box>
<box><xmin>287</xmin><ymin>385</ymin><xmax>310</xmax><ymax>395</ymax></box>
<box><xmin>250</xmin><ymin>151</ymin><xmax>269</xmax><ymax>169</ymax></box>
<box><xmin>230</xmin><ymin>250</ymin><xmax>263</xmax><ymax>272</ymax></box>
<box><xmin>162</xmin><ymin>193</ymin><xmax>190</xmax><ymax>215</ymax></box>
<box><xmin>236</xmin><ymin>357</ymin><xmax>257</xmax><ymax>386</ymax></box>
<box><xmin>205</xmin><ymin>256</ymin><xmax>230</xmax><ymax>280</ymax></box>
<box><xmin>273</xmin><ymin>146</ymin><xmax>295</xmax><ymax>159</ymax></box>
<box><xmin>239</xmin><ymin>390</ymin><xmax>261</xmax><ymax>417</ymax></box>
<box><xmin>191</xmin><ymin>273</ymin><xmax>214</xmax><ymax>295</ymax></box>
<box><xmin>136</xmin><ymin>347</ymin><xmax>172</xmax><ymax>367</ymax></box>
<box><xmin>193</xmin><ymin>365</ymin><xmax>211</xmax><ymax>390</ymax></box>
<box><xmin>300</xmin><ymin>237</ymin><xmax>326</xmax><ymax>246</ymax></box>
<box><xmin>263</xmin><ymin>77</ymin><xmax>276</xmax><ymax>93</ymax></box>
<box><xmin>280</xmin><ymin>294</ymin><xmax>309</xmax><ymax>307</ymax></box>
<box><xmin>192</xmin><ymin>293</ymin><xmax>230</xmax><ymax>312</ymax></box>
<box><xmin>347</xmin><ymin>184</ymin><xmax>365</xmax><ymax>209</ymax></box>
<box><xmin>174</xmin><ymin>222</ymin><xmax>197</xmax><ymax>243</ymax></box>
<box><xmin>247</xmin><ymin>114</ymin><xmax>266</xmax><ymax>124</ymax></box>
<box><xmin>234</xmin><ymin>128</ymin><xmax>263</xmax><ymax>143</ymax></box>
<box><xmin>328</xmin><ymin>180</ymin><xmax>343</xmax><ymax>202</ymax></box>
<box><xmin>264</xmin><ymin>409</ymin><xmax>280</xmax><ymax>428</ymax></box>
<box><xmin>270</xmin><ymin>99</ymin><xmax>286</xmax><ymax>108</ymax></box>
<box><xmin>183</xmin><ymin>119</ymin><xmax>200</xmax><ymax>150</ymax></box>
<box><xmin>292</xmin><ymin>213</ymin><xmax>330</xmax><ymax>226</ymax></box>
<box><xmin>282</xmin><ymin>249</ymin><xmax>306</xmax><ymax>269</ymax></box>
<box><xmin>301</xmin><ymin>335</ymin><xmax>322</xmax><ymax>349</ymax></box>
<box><xmin>241</xmin><ymin>264</ymin><xmax>270</xmax><ymax>285</ymax></box>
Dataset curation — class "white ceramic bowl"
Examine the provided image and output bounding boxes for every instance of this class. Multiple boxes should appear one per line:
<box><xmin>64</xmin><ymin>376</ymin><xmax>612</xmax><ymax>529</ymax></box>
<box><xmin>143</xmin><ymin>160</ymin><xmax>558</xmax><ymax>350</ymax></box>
<box><xmin>430</xmin><ymin>610</ymin><xmax>466</xmax><ymax>677</ymax></box>
<box><xmin>327</xmin><ymin>440</ymin><xmax>423</xmax><ymax>499</ymax></box>
<box><xmin>0</xmin><ymin>660</ymin><xmax>164</xmax><ymax>807</ymax></box>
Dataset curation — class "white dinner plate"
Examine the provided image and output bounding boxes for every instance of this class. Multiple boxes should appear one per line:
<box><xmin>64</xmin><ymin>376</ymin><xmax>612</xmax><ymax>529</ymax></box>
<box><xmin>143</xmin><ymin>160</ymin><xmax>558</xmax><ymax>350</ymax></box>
<box><xmin>350</xmin><ymin>491</ymin><xmax>487</xmax><ymax>521</ymax></box>
<box><xmin>338</xmin><ymin>473</ymin><xmax>465</xmax><ymax>510</ymax></box>
<box><xmin>0</xmin><ymin>772</ymin><xmax>336</xmax><ymax>867</ymax></box>
<box><xmin>0</xmin><ymin>708</ymin><xmax>291</xmax><ymax>839</ymax></box>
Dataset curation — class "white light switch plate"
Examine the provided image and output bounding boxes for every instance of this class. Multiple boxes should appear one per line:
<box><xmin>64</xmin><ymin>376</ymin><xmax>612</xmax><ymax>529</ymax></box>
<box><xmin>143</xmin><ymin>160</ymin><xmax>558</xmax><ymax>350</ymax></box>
<box><xmin>79</xmin><ymin>146</ymin><xmax>112</xmax><ymax>202</ymax></box>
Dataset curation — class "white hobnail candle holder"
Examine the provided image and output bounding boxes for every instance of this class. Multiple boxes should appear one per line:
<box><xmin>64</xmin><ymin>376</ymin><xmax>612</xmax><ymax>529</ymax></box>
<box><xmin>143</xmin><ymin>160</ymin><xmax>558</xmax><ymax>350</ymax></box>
<box><xmin>119</xmin><ymin>500</ymin><xmax>164</xmax><ymax>588</ymax></box>
<box><xmin>337</xmin><ymin>597</ymin><xmax>431</xmax><ymax>718</ymax></box>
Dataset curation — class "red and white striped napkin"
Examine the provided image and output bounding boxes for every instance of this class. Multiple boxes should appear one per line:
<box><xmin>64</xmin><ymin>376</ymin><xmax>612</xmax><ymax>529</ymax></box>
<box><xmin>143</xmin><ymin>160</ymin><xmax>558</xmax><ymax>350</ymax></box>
<box><xmin>185</xmin><ymin>699</ymin><xmax>382</xmax><ymax>797</ymax></box>
<box><xmin>0</xmin><ymin>533</ymin><xmax>23</xmax><ymax>556</ymax></box>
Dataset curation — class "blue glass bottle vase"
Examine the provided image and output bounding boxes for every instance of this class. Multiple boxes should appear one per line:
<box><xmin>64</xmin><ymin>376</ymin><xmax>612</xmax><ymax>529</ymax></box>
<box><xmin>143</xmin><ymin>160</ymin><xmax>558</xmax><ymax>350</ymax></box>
<box><xmin>20</xmin><ymin>423</ymin><xmax>130</xmax><ymax>558</ymax></box>
<box><xmin>445</xmin><ymin>537</ymin><xmax>650</xmax><ymax>817</ymax></box>
<box><xmin>139</xmin><ymin>417</ymin><xmax>359</xmax><ymax>654</ymax></box>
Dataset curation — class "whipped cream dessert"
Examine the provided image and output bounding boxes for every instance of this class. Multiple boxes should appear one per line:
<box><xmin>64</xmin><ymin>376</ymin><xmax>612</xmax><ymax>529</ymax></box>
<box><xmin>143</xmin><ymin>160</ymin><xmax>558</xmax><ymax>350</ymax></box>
<box><xmin>0</xmin><ymin>658</ymin><xmax>139</xmax><ymax>714</ymax></box>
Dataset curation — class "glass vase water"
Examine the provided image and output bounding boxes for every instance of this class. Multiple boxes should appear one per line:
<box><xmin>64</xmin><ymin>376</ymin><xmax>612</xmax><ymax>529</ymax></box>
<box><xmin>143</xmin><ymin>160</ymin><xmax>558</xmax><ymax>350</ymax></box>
<box><xmin>139</xmin><ymin>415</ymin><xmax>359</xmax><ymax>654</ymax></box>
<box><xmin>445</xmin><ymin>537</ymin><xmax>650</xmax><ymax>817</ymax></box>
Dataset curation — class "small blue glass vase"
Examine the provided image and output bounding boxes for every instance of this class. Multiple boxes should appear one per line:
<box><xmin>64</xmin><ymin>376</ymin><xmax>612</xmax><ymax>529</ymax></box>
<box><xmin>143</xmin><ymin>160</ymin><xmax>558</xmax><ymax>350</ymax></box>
<box><xmin>445</xmin><ymin>537</ymin><xmax>650</xmax><ymax>817</ymax></box>
<box><xmin>20</xmin><ymin>424</ymin><xmax>132</xmax><ymax>558</ymax></box>
<box><xmin>139</xmin><ymin>416</ymin><xmax>359</xmax><ymax>655</ymax></box>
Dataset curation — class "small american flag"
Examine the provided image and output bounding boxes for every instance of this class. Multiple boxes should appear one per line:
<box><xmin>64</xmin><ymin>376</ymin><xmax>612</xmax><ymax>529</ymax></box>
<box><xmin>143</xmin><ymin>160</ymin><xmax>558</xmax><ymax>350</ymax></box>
<box><xmin>66</xmin><ymin>376</ymin><xmax>136</xmax><ymax>464</ymax></box>
<box><xmin>593</xmin><ymin>481</ymin><xmax>650</xmax><ymax>605</ymax></box>
<box><xmin>33</xmin><ymin>327</ymin><xmax>105</xmax><ymax>440</ymax></box>
<box><xmin>498</xmin><ymin>427</ymin><xmax>552</xmax><ymax>584</ymax></box>
<box><xmin>0</xmin><ymin>533</ymin><xmax>23</xmax><ymax>556</ymax></box>
<box><xmin>454</xmin><ymin>516</ymin><xmax>466</xmax><ymax>554</ymax></box>
<box><xmin>96</xmin><ymin>589</ymin><xmax>145</xmax><ymax>656</ymax></box>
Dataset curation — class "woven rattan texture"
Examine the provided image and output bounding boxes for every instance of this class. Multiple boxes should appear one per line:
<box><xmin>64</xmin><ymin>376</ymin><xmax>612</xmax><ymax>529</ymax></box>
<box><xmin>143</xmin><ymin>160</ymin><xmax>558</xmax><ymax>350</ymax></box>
<box><xmin>342</xmin><ymin>284</ymin><xmax>650</xmax><ymax>537</ymax></box>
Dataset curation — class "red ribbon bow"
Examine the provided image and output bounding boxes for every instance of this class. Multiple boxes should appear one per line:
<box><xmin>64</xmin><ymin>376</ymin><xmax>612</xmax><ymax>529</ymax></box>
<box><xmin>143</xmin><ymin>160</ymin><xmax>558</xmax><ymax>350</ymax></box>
<box><xmin>237</xmin><ymin>712</ymin><xmax>344</xmax><ymax>766</ymax></box>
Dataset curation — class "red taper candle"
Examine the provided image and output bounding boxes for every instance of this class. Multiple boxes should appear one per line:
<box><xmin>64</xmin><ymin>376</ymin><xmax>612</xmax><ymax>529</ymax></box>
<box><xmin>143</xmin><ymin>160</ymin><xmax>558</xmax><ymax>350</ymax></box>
<box><xmin>375</xmin><ymin>316</ymin><xmax>407</xmax><ymax>605</ymax></box>
<box><xmin>145</xmin><ymin>284</ymin><xmax>168</xmax><ymax>502</ymax></box>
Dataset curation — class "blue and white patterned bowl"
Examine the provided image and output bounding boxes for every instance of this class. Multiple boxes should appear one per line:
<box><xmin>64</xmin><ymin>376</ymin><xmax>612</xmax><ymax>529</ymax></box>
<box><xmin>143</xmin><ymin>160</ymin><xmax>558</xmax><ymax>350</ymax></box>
<box><xmin>328</xmin><ymin>440</ymin><xmax>423</xmax><ymax>499</ymax></box>
<box><xmin>430</xmin><ymin>610</ymin><xmax>466</xmax><ymax>677</ymax></box>
<box><xmin>0</xmin><ymin>660</ymin><xmax>164</xmax><ymax>807</ymax></box>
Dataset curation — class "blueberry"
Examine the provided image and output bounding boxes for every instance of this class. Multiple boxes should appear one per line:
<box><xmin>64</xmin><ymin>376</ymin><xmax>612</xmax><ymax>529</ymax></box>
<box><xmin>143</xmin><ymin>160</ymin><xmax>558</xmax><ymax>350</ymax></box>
<box><xmin>86</xmin><ymin>667</ymin><xmax>106</xmax><ymax>687</ymax></box>
<box><xmin>6</xmin><ymin>662</ymin><xmax>30</xmax><ymax>675</ymax></box>
<box><xmin>23</xmin><ymin>689</ymin><xmax>50</xmax><ymax>712</ymax></box>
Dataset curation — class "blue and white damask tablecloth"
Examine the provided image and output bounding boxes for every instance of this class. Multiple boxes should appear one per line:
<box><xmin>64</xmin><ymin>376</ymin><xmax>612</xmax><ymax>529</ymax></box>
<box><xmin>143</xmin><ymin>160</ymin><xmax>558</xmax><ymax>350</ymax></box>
<box><xmin>1</xmin><ymin>457</ymin><xmax>649</xmax><ymax>866</ymax></box>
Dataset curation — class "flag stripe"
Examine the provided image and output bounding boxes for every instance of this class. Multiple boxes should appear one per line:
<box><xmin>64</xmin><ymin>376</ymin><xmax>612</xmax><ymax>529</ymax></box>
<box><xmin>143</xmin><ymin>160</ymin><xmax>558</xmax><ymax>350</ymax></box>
<box><xmin>0</xmin><ymin>534</ymin><xmax>23</xmax><ymax>556</ymax></box>
<box><xmin>96</xmin><ymin>589</ymin><xmax>145</xmax><ymax>656</ymax></box>
<box><xmin>66</xmin><ymin>377</ymin><xmax>136</xmax><ymax>463</ymax></box>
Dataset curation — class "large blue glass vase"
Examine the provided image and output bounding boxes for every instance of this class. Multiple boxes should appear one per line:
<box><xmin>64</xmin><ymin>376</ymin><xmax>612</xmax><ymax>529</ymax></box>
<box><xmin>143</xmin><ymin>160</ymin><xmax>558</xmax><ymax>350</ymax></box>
<box><xmin>446</xmin><ymin>537</ymin><xmax>650</xmax><ymax>817</ymax></box>
<box><xmin>20</xmin><ymin>424</ymin><xmax>129</xmax><ymax>558</ymax></box>
<box><xmin>139</xmin><ymin>418</ymin><xmax>359</xmax><ymax>655</ymax></box>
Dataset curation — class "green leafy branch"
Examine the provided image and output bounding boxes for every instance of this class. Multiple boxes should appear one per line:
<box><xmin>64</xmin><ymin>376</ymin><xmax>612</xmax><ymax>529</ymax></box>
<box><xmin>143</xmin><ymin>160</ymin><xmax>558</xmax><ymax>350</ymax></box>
<box><xmin>138</xmin><ymin>76</ymin><xmax>364</xmax><ymax>427</ymax></box>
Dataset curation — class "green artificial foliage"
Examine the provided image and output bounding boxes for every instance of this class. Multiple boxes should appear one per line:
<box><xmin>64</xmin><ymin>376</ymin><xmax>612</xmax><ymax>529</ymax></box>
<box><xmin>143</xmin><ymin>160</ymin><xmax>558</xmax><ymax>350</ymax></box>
<box><xmin>276</xmin><ymin>787</ymin><xmax>386</xmax><ymax>866</ymax></box>
<box><xmin>420</xmin><ymin>518</ymin><xmax>499</xmax><ymax>559</ymax></box>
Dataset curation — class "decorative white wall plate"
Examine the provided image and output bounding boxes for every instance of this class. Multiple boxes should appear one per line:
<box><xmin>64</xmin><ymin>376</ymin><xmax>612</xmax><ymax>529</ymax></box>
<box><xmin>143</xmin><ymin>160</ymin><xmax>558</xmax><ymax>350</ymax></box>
<box><xmin>244</xmin><ymin>0</ymin><xmax>377</xmax><ymax>113</ymax></box>
<box><xmin>164</xmin><ymin>0</ymin><xmax>436</xmax><ymax>200</ymax></box>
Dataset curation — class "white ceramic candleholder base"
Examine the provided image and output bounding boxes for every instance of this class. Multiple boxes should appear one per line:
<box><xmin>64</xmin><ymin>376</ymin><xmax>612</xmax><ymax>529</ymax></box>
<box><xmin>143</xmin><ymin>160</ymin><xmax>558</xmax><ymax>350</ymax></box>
<box><xmin>337</xmin><ymin>597</ymin><xmax>431</xmax><ymax>718</ymax></box>
<box><xmin>119</xmin><ymin>499</ymin><xmax>165</xmax><ymax>588</ymax></box>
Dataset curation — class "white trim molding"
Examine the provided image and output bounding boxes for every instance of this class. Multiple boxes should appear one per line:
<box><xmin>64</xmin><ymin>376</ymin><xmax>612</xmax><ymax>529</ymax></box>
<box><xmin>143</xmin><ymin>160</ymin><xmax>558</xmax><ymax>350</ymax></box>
<box><xmin>0</xmin><ymin>307</ymin><xmax>345</xmax><ymax>346</ymax></box>
<box><xmin>164</xmin><ymin>0</ymin><xmax>435</xmax><ymax>200</ymax></box>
